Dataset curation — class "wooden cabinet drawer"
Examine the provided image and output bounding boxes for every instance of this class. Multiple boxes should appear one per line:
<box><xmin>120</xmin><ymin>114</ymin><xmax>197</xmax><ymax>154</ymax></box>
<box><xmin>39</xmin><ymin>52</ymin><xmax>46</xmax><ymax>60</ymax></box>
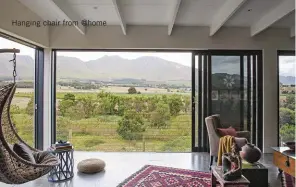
<box><xmin>273</xmin><ymin>151</ymin><xmax>295</xmax><ymax>177</ymax></box>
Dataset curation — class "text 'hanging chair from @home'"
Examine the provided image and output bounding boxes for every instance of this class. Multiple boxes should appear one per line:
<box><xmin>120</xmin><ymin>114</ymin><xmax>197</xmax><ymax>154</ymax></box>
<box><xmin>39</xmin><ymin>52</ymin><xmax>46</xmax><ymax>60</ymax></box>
<box><xmin>0</xmin><ymin>52</ymin><xmax>59</xmax><ymax>184</ymax></box>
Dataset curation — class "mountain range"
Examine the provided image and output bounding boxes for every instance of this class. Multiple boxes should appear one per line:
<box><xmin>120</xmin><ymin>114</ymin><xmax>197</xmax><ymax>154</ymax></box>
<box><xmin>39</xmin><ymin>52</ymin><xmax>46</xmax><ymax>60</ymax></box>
<box><xmin>56</xmin><ymin>55</ymin><xmax>191</xmax><ymax>81</ymax></box>
<box><xmin>0</xmin><ymin>54</ymin><xmax>295</xmax><ymax>85</ymax></box>
<box><xmin>0</xmin><ymin>54</ymin><xmax>191</xmax><ymax>82</ymax></box>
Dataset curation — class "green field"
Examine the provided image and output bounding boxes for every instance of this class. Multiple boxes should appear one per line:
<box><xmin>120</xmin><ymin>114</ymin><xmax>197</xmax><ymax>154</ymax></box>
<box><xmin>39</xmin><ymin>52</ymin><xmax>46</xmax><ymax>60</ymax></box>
<box><xmin>11</xmin><ymin>87</ymin><xmax>295</xmax><ymax>151</ymax></box>
<box><xmin>11</xmin><ymin>87</ymin><xmax>192</xmax><ymax>152</ymax></box>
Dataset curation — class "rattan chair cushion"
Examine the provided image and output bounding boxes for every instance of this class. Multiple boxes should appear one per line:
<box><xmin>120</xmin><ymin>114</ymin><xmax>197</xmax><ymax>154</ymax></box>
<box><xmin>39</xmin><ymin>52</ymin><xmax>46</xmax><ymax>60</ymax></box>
<box><xmin>13</xmin><ymin>143</ymin><xmax>36</xmax><ymax>164</ymax></box>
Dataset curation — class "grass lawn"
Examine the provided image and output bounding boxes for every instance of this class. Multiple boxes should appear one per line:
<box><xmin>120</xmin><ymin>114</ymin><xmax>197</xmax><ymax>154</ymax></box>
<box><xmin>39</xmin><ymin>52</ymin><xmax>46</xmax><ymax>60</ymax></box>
<box><xmin>56</xmin><ymin>114</ymin><xmax>191</xmax><ymax>152</ymax></box>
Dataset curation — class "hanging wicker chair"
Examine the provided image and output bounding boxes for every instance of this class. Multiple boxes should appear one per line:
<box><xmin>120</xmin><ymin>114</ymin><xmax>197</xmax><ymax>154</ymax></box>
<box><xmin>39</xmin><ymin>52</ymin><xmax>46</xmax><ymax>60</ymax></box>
<box><xmin>0</xmin><ymin>75</ymin><xmax>59</xmax><ymax>182</ymax></box>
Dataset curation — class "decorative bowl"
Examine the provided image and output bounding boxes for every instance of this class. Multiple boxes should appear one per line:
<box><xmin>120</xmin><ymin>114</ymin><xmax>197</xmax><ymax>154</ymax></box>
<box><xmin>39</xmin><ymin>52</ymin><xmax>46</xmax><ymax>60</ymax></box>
<box><xmin>283</xmin><ymin>141</ymin><xmax>295</xmax><ymax>150</ymax></box>
<box><xmin>240</xmin><ymin>143</ymin><xmax>262</xmax><ymax>163</ymax></box>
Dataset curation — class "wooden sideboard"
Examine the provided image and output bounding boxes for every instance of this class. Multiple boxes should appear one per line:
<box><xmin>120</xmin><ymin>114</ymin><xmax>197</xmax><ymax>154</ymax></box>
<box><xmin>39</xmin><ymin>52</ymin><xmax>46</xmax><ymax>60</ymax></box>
<box><xmin>272</xmin><ymin>147</ymin><xmax>295</xmax><ymax>177</ymax></box>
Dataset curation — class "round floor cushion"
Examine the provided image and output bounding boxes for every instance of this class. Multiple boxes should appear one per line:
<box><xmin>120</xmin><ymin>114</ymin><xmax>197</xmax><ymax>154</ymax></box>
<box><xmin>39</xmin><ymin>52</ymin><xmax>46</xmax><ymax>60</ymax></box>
<box><xmin>77</xmin><ymin>158</ymin><xmax>106</xmax><ymax>174</ymax></box>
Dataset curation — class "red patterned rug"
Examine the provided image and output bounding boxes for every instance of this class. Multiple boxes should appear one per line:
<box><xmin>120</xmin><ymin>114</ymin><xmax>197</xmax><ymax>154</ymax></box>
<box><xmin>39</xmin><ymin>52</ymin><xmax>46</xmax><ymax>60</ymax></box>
<box><xmin>117</xmin><ymin>165</ymin><xmax>211</xmax><ymax>187</ymax></box>
<box><xmin>282</xmin><ymin>172</ymin><xmax>295</xmax><ymax>187</ymax></box>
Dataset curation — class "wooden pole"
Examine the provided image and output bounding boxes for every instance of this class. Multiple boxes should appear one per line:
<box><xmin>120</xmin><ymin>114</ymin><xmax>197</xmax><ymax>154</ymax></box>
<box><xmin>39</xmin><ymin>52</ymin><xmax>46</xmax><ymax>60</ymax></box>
<box><xmin>68</xmin><ymin>129</ymin><xmax>72</xmax><ymax>142</ymax></box>
<box><xmin>0</xmin><ymin>48</ymin><xmax>20</xmax><ymax>53</ymax></box>
<box><xmin>142</xmin><ymin>134</ymin><xmax>145</xmax><ymax>152</ymax></box>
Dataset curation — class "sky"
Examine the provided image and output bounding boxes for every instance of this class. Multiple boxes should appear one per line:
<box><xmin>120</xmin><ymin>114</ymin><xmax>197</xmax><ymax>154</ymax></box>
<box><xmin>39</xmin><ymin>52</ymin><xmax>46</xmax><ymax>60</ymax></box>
<box><xmin>57</xmin><ymin>51</ymin><xmax>192</xmax><ymax>67</ymax></box>
<box><xmin>0</xmin><ymin>37</ymin><xmax>295</xmax><ymax>77</ymax></box>
<box><xmin>279</xmin><ymin>56</ymin><xmax>296</xmax><ymax>77</ymax></box>
<box><xmin>0</xmin><ymin>37</ymin><xmax>35</xmax><ymax>58</ymax></box>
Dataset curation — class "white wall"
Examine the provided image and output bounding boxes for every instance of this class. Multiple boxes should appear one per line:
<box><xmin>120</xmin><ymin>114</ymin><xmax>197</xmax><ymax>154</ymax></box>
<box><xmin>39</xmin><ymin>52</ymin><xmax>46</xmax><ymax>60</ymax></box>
<box><xmin>50</xmin><ymin>26</ymin><xmax>293</xmax><ymax>50</ymax></box>
<box><xmin>0</xmin><ymin>0</ymin><xmax>294</xmax><ymax>153</ymax></box>
<box><xmin>262</xmin><ymin>47</ymin><xmax>280</xmax><ymax>153</ymax></box>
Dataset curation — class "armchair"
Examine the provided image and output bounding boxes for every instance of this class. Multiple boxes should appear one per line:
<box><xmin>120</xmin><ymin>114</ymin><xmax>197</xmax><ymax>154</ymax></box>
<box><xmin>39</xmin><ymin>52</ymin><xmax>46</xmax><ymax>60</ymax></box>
<box><xmin>205</xmin><ymin>114</ymin><xmax>250</xmax><ymax>169</ymax></box>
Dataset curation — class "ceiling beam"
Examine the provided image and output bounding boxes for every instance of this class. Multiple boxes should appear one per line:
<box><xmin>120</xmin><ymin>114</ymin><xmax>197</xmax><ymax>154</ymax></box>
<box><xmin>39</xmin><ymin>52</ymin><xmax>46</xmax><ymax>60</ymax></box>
<box><xmin>251</xmin><ymin>0</ymin><xmax>295</xmax><ymax>36</ymax></box>
<box><xmin>210</xmin><ymin>0</ymin><xmax>247</xmax><ymax>36</ymax></box>
<box><xmin>112</xmin><ymin>0</ymin><xmax>127</xmax><ymax>35</ymax></box>
<box><xmin>168</xmin><ymin>0</ymin><xmax>182</xmax><ymax>36</ymax></box>
<box><xmin>51</xmin><ymin>0</ymin><xmax>85</xmax><ymax>35</ymax></box>
<box><xmin>17</xmin><ymin>0</ymin><xmax>85</xmax><ymax>35</ymax></box>
<box><xmin>290</xmin><ymin>27</ymin><xmax>295</xmax><ymax>37</ymax></box>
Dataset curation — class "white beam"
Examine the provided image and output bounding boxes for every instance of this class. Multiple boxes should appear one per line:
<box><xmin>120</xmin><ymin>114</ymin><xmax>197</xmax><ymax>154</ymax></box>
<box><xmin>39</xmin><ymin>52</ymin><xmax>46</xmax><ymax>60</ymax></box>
<box><xmin>251</xmin><ymin>0</ymin><xmax>295</xmax><ymax>36</ymax></box>
<box><xmin>210</xmin><ymin>0</ymin><xmax>247</xmax><ymax>36</ymax></box>
<box><xmin>290</xmin><ymin>27</ymin><xmax>295</xmax><ymax>37</ymax></box>
<box><xmin>51</xmin><ymin>0</ymin><xmax>85</xmax><ymax>35</ymax></box>
<box><xmin>168</xmin><ymin>0</ymin><xmax>182</xmax><ymax>36</ymax></box>
<box><xmin>17</xmin><ymin>0</ymin><xmax>85</xmax><ymax>35</ymax></box>
<box><xmin>112</xmin><ymin>0</ymin><xmax>127</xmax><ymax>35</ymax></box>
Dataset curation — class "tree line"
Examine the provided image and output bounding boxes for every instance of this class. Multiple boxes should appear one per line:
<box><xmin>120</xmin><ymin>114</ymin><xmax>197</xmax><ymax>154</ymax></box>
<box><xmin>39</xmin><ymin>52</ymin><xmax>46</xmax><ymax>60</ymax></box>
<box><xmin>279</xmin><ymin>94</ymin><xmax>295</xmax><ymax>142</ymax></box>
<box><xmin>57</xmin><ymin>91</ymin><xmax>191</xmax><ymax>141</ymax></box>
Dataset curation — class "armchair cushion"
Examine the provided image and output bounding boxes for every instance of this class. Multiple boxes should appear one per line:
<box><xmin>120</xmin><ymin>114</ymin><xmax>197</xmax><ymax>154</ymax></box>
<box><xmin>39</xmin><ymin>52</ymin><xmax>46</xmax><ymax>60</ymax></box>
<box><xmin>236</xmin><ymin>131</ymin><xmax>251</xmax><ymax>141</ymax></box>
<box><xmin>217</xmin><ymin>126</ymin><xmax>237</xmax><ymax>137</ymax></box>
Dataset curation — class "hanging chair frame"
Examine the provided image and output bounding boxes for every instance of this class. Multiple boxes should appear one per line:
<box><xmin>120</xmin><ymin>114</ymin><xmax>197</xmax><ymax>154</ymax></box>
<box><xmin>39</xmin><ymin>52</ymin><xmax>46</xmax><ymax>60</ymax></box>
<box><xmin>0</xmin><ymin>84</ymin><xmax>57</xmax><ymax>168</ymax></box>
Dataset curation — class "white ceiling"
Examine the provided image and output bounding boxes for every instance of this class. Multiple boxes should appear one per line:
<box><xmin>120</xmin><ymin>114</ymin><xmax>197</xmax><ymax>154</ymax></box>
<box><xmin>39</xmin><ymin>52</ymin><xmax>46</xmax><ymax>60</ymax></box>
<box><xmin>120</xmin><ymin>0</ymin><xmax>172</xmax><ymax>25</ymax></box>
<box><xmin>225</xmin><ymin>0</ymin><xmax>285</xmax><ymax>27</ymax></box>
<box><xmin>175</xmin><ymin>0</ymin><xmax>227</xmax><ymax>26</ymax></box>
<box><xmin>16</xmin><ymin>0</ymin><xmax>295</xmax><ymax>36</ymax></box>
<box><xmin>16</xmin><ymin>0</ymin><xmax>68</xmax><ymax>21</ymax></box>
<box><xmin>69</xmin><ymin>3</ymin><xmax>119</xmax><ymax>24</ymax></box>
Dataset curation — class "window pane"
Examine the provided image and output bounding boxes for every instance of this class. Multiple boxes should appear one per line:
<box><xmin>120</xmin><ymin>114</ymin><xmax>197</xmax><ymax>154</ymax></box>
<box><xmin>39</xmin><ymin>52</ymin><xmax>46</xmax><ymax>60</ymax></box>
<box><xmin>194</xmin><ymin>56</ymin><xmax>198</xmax><ymax>147</ymax></box>
<box><xmin>211</xmin><ymin>56</ymin><xmax>241</xmax><ymax>129</ymax></box>
<box><xmin>55</xmin><ymin>51</ymin><xmax>192</xmax><ymax>152</ymax></box>
<box><xmin>0</xmin><ymin>37</ymin><xmax>35</xmax><ymax>147</ymax></box>
<box><xmin>279</xmin><ymin>55</ymin><xmax>295</xmax><ymax>145</ymax></box>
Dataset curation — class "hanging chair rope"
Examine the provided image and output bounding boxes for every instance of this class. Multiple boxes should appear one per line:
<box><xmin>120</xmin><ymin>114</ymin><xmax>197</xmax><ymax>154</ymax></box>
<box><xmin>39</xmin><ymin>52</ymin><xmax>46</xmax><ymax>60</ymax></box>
<box><xmin>9</xmin><ymin>52</ymin><xmax>17</xmax><ymax>83</ymax></box>
<box><xmin>0</xmin><ymin>48</ymin><xmax>18</xmax><ymax>83</ymax></box>
<box><xmin>0</xmin><ymin>49</ymin><xmax>59</xmax><ymax>184</ymax></box>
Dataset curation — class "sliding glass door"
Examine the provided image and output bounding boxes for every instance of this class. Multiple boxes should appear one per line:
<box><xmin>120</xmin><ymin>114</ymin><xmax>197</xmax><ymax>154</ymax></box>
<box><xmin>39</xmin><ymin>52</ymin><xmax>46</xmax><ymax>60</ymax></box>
<box><xmin>192</xmin><ymin>50</ymin><xmax>263</xmax><ymax>152</ymax></box>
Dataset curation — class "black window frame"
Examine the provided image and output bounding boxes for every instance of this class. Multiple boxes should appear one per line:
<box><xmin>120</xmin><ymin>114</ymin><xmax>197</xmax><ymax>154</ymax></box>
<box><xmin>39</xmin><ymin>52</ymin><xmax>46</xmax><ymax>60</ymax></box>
<box><xmin>35</xmin><ymin>48</ymin><xmax>44</xmax><ymax>150</ymax></box>
<box><xmin>50</xmin><ymin>49</ymin><xmax>195</xmax><ymax>147</ymax></box>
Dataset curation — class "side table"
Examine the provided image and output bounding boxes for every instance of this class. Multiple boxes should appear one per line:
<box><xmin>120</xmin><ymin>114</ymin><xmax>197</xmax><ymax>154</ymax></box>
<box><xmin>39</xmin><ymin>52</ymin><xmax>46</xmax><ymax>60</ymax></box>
<box><xmin>48</xmin><ymin>148</ymin><xmax>74</xmax><ymax>182</ymax></box>
<box><xmin>271</xmin><ymin>147</ymin><xmax>295</xmax><ymax>177</ymax></box>
<box><xmin>242</xmin><ymin>161</ymin><xmax>268</xmax><ymax>187</ymax></box>
<box><xmin>211</xmin><ymin>166</ymin><xmax>250</xmax><ymax>187</ymax></box>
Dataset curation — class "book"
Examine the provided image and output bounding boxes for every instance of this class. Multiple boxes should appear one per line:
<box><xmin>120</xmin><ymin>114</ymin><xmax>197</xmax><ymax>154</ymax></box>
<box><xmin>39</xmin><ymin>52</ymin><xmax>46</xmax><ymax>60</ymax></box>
<box><xmin>49</xmin><ymin>143</ymin><xmax>73</xmax><ymax>151</ymax></box>
<box><xmin>55</xmin><ymin>141</ymin><xmax>71</xmax><ymax>147</ymax></box>
<box><xmin>55</xmin><ymin>145</ymin><xmax>73</xmax><ymax>150</ymax></box>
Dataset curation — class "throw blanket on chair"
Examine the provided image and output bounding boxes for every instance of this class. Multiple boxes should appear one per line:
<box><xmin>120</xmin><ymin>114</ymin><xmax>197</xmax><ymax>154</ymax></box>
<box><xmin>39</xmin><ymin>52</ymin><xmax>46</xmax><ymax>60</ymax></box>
<box><xmin>217</xmin><ymin>135</ymin><xmax>234</xmax><ymax>166</ymax></box>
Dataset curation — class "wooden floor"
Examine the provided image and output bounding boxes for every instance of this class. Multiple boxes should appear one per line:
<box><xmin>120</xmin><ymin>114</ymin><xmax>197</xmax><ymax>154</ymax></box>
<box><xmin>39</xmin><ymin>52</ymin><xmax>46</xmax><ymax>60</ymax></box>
<box><xmin>2</xmin><ymin>152</ymin><xmax>282</xmax><ymax>187</ymax></box>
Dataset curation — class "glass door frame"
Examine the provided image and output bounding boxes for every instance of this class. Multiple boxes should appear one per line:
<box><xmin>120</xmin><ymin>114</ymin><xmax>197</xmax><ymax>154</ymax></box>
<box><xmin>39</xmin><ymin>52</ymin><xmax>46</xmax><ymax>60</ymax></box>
<box><xmin>192</xmin><ymin>50</ymin><xmax>263</xmax><ymax>152</ymax></box>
